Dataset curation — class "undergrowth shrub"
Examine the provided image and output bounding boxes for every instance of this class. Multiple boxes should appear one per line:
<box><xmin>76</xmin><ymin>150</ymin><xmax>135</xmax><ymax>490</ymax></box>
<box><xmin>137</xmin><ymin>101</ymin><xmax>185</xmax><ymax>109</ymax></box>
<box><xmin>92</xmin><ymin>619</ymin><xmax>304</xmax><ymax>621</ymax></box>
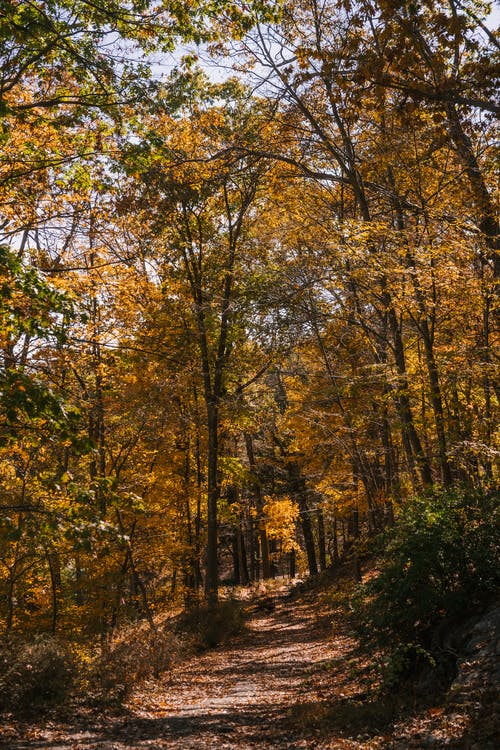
<box><xmin>381</xmin><ymin>642</ymin><xmax>436</xmax><ymax>690</ymax></box>
<box><xmin>87</xmin><ymin>624</ymin><xmax>181</xmax><ymax>703</ymax></box>
<box><xmin>352</xmin><ymin>486</ymin><xmax>499</xmax><ymax>687</ymax></box>
<box><xmin>177</xmin><ymin>598</ymin><xmax>246</xmax><ymax>648</ymax></box>
<box><xmin>0</xmin><ymin>635</ymin><xmax>75</xmax><ymax>713</ymax></box>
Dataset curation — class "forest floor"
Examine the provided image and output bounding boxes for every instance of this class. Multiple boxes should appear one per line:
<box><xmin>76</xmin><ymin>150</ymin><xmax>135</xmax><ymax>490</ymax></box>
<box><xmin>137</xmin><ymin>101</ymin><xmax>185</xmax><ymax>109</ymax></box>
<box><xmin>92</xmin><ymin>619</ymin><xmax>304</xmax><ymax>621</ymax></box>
<box><xmin>0</xmin><ymin>580</ymin><xmax>493</xmax><ymax>750</ymax></box>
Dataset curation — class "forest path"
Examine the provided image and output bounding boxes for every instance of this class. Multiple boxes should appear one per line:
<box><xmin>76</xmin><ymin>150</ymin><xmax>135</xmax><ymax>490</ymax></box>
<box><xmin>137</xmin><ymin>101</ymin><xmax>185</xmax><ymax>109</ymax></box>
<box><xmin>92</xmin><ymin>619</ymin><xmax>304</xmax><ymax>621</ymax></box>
<box><xmin>122</xmin><ymin>594</ymin><xmax>361</xmax><ymax>749</ymax></box>
<box><xmin>8</xmin><ymin>591</ymin><xmax>374</xmax><ymax>750</ymax></box>
<box><xmin>2</xmin><ymin>587</ymin><xmax>484</xmax><ymax>749</ymax></box>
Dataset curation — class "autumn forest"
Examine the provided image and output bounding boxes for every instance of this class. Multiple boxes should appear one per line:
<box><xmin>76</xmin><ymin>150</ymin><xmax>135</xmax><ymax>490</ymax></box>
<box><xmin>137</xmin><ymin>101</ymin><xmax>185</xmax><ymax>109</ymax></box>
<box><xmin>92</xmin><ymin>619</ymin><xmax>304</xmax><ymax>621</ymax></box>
<box><xmin>0</xmin><ymin>0</ymin><xmax>499</xmax><ymax>743</ymax></box>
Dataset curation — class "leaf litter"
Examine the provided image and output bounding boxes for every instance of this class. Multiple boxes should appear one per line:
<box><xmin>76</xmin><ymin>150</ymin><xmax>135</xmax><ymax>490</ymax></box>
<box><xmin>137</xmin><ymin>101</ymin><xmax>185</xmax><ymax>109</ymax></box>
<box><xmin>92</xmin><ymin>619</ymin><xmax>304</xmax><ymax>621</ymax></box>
<box><xmin>0</xmin><ymin>585</ymin><xmax>490</xmax><ymax>749</ymax></box>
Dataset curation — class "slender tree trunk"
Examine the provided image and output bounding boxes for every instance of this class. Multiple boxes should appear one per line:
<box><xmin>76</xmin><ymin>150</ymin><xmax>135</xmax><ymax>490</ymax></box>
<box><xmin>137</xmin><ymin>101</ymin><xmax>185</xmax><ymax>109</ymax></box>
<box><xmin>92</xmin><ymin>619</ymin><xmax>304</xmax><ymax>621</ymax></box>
<box><xmin>116</xmin><ymin>510</ymin><xmax>156</xmax><ymax>633</ymax></box>
<box><xmin>287</xmin><ymin>461</ymin><xmax>318</xmax><ymax>576</ymax></box>
<box><xmin>232</xmin><ymin>534</ymin><xmax>240</xmax><ymax>584</ymax></box>
<box><xmin>446</xmin><ymin>103</ymin><xmax>500</xmax><ymax>283</ymax></box>
<box><xmin>245</xmin><ymin>433</ymin><xmax>272</xmax><ymax>579</ymax></box>
<box><xmin>249</xmin><ymin>513</ymin><xmax>258</xmax><ymax>582</ymax></box>
<box><xmin>317</xmin><ymin>507</ymin><xmax>327</xmax><ymax>572</ymax></box>
<box><xmin>193</xmin><ymin>388</ymin><xmax>204</xmax><ymax>589</ymax></box>
<box><xmin>6</xmin><ymin>565</ymin><xmax>16</xmax><ymax>632</ymax></box>
<box><xmin>237</xmin><ymin>521</ymin><xmax>249</xmax><ymax>585</ymax></box>
<box><xmin>46</xmin><ymin>549</ymin><xmax>60</xmax><ymax>635</ymax></box>
<box><xmin>388</xmin><ymin>168</ymin><xmax>451</xmax><ymax>485</ymax></box>
<box><xmin>332</xmin><ymin>517</ymin><xmax>339</xmax><ymax>563</ymax></box>
<box><xmin>205</xmin><ymin>403</ymin><xmax>219</xmax><ymax>605</ymax></box>
<box><xmin>419</xmin><ymin>319</ymin><xmax>452</xmax><ymax>485</ymax></box>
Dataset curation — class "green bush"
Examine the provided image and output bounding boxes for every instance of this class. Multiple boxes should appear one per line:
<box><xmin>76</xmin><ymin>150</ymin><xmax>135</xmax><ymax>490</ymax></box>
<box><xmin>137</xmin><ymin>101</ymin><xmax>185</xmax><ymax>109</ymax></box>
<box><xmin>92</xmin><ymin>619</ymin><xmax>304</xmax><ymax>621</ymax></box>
<box><xmin>352</xmin><ymin>486</ymin><xmax>499</xmax><ymax>645</ymax></box>
<box><xmin>381</xmin><ymin>642</ymin><xmax>436</xmax><ymax>690</ymax></box>
<box><xmin>0</xmin><ymin>635</ymin><xmax>75</xmax><ymax>713</ymax></box>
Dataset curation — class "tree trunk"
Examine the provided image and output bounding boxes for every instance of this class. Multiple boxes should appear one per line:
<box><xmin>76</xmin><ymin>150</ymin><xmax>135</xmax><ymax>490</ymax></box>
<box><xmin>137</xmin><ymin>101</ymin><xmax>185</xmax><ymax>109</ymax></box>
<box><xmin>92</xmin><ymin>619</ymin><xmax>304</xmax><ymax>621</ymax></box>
<box><xmin>245</xmin><ymin>433</ymin><xmax>272</xmax><ymax>579</ymax></box>
<box><xmin>386</xmin><ymin>304</ymin><xmax>433</xmax><ymax>486</ymax></box>
<box><xmin>317</xmin><ymin>507</ymin><xmax>327</xmax><ymax>572</ymax></box>
<box><xmin>237</xmin><ymin>523</ymin><xmax>249</xmax><ymax>585</ymax></box>
<box><xmin>446</xmin><ymin>103</ymin><xmax>500</xmax><ymax>284</ymax></box>
<box><xmin>46</xmin><ymin>549</ymin><xmax>60</xmax><ymax>635</ymax></box>
<box><xmin>287</xmin><ymin>461</ymin><xmax>318</xmax><ymax>576</ymax></box>
<box><xmin>332</xmin><ymin>517</ymin><xmax>339</xmax><ymax>563</ymax></box>
<box><xmin>232</xmin><ymin>534</ymin><xmax>240</xmax><ymax>584</ymax></box>
<box><xmin>205</xmin><ymin>404</ymin><xmax>219</xmax><ymax>605</ymax></box>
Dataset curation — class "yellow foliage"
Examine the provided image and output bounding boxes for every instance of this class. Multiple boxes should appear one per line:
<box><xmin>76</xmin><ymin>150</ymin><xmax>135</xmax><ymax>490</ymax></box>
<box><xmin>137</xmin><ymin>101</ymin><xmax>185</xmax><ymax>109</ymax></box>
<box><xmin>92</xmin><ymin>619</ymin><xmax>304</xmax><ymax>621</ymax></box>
<box><xmin>262</xmin><ymin>495</ymin><xmax>300</xmax><ymax>553</ymax></box>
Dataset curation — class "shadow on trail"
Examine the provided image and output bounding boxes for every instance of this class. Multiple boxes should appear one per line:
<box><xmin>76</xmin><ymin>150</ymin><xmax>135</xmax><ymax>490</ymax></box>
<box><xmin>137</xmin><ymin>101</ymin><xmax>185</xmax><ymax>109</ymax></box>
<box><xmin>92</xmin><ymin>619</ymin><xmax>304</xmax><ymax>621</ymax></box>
<box><xmin>10</xmin><ymin>703</ymin><xmax>304</xmax><ymax>749</ymax></box>
<box><xmin>11</xmin><ymin>696</ymin><xmax>401</xmax><ymax>750</ymax></box>
<box><xmin>6</xmin><ymin>593</ymin><xmax>370</xmax><ymax>750</ymax></box>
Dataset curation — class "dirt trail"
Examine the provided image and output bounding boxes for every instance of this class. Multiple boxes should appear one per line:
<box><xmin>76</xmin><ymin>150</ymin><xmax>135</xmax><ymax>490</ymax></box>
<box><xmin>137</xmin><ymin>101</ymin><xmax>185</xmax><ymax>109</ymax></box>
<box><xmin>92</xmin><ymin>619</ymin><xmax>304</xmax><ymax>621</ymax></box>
<box><xmin>4</xmin><ymin>590</ymin><xmax>485</xmax><ymax>749</ymax></box>
<box><xmin>5</xmin><ymin>595</ymin><xmax>365</xmax><ymax>750</ymax></box>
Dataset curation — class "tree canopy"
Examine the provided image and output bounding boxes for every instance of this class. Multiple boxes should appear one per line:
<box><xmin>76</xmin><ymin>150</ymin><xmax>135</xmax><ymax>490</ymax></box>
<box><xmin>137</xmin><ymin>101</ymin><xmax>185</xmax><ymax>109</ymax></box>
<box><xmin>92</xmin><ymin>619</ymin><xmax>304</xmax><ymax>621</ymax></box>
<box><xmin>0</xmin><ymin>0</ymin><xmax>498</xmax><ymax>645</ymax></box>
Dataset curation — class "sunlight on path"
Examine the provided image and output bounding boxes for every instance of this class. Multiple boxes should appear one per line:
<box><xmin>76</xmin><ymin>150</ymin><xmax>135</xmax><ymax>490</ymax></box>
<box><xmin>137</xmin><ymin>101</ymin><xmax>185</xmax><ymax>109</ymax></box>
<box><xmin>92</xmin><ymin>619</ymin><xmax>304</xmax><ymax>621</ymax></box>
<box><xmin>115</xmin><ymin>602</ymin><xmax>356</xmax><ymax>749</ymax></box>
<box><xmin>8</xmin><ymin>599</ymin><xmax>366</xmax><ymax>750</ymax></box>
